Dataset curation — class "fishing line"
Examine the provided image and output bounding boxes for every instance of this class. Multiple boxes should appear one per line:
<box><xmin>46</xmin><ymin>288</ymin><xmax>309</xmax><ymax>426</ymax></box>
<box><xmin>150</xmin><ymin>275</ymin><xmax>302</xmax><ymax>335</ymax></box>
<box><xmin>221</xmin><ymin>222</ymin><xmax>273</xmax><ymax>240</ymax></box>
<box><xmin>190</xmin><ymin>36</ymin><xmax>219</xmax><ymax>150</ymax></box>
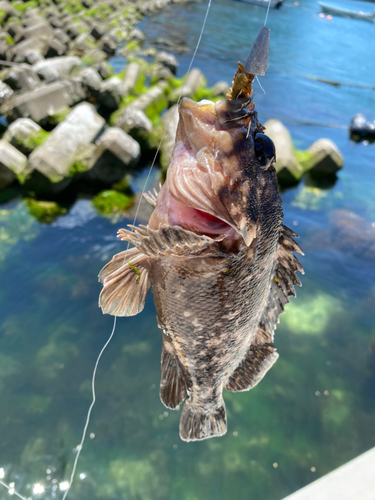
<box><xmin>61</xmin><ymin>317</ymin><xmax>117</xmax><ymax>500</ymax></box>
<box><xmin>0</xmin><ymin>480</ymin><xmax>27</xmax><ymax>500</ymax></box>
<box><xmin>61</xmin><ymin>1</ymin><xmax>214</xmax><ymax>498</ymax></box>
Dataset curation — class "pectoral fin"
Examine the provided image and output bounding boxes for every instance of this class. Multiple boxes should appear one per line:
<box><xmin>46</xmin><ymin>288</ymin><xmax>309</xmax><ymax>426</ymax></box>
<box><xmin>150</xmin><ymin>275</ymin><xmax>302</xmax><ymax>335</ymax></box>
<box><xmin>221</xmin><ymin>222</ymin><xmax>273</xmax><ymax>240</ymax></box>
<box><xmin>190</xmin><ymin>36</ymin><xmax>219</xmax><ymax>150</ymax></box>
<box><xmin>160</xmin><ymin>341</ymin><xmax>187</xmax><ymax>409</ymax></box>
<box><xmin>99</xmin><ymin>248</ymin><xmax>150</xmax><ymax>317</ymax></box>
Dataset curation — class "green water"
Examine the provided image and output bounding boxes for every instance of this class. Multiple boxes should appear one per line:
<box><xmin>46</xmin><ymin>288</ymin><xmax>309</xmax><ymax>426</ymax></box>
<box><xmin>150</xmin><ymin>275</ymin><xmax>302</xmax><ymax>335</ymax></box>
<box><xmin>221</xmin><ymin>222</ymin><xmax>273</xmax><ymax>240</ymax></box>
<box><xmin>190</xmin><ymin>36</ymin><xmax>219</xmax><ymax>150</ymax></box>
<box><xmin>1</xmin><ymin>0</ymin><xmax>375</xmax><ymax>499</ymax></box>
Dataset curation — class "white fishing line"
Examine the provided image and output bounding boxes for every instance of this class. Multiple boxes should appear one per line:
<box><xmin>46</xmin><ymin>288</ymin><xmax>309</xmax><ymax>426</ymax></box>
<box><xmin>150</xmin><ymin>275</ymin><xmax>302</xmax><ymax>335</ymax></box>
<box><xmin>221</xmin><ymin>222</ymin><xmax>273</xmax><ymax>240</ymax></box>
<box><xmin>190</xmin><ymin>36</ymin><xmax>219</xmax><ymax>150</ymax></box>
<box><xmin>61</xmin><ymin>1</ymin><xmax>214</xmax><ymax>498</ymax></box>
<box><xmin>0</xmin><ymin>480</ymin><xmax>28</xmax><ymax>500</ymax></box>
<box><xmin>61</xmin><ymin>316</ymin><xmax>117</xmax><ymax>500</ymax></box>
<box><xmin>264</xmin><ymin>0</ymin><xmax>272</xmax><ymax>26</ymax></box>
<box><xmin>125</xmin><ymin>0</ymin><xmax>213</xmax><ymax>252</ymax></box>
<box><xmin>256</xmin><ymin>76</ymin><xmax>266</xmax><ymax>94</ymax></box>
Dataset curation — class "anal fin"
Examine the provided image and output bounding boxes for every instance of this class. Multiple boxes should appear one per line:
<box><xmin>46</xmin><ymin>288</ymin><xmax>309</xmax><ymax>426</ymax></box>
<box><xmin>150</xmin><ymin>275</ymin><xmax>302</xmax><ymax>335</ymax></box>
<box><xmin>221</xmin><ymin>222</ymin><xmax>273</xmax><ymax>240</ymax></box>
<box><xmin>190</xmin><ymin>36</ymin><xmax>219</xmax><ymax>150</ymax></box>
<box><xmin>225</xmin><ymin>343</ymin><xmax>278</xmax><ymax>392</ymax></box>
<box><xmin>160</xmin><ymin>341</ymin><xmax>187</xmax><ymax>409</ymax></box>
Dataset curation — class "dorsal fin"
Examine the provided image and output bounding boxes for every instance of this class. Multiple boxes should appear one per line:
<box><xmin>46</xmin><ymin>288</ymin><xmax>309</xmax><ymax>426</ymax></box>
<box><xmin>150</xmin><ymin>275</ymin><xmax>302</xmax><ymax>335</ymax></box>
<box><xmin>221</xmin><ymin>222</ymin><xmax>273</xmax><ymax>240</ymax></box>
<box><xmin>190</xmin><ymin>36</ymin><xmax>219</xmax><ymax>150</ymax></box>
<box><xmin>99</xmin><ymin>247</ymin><xmax>150</xmax><ymax>317</ymax></box>
<box><xmin>117</xmin><ymin>224</ymin><xmax>224</xmax><ymax>258</ymax></box>
<box><xmin>143</xmin><ymin>183</ymin><xmax>162</xmax><ymax>208</ymax></box>
<box><xmin>225</xmin><ymin>225</ymin><xmax>303</xmax><ymax>392</ymax></box>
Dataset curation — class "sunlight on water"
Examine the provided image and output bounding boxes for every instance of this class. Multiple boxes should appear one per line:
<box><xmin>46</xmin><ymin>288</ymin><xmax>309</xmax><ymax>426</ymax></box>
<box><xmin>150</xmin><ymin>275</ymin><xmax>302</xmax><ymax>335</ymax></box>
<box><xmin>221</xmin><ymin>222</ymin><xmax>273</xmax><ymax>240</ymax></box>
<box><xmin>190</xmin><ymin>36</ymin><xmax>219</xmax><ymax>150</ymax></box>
<box><xmin>0</xmin><ymin>0</ymin><xmax>375</xmax><ymax>499</ymax></box>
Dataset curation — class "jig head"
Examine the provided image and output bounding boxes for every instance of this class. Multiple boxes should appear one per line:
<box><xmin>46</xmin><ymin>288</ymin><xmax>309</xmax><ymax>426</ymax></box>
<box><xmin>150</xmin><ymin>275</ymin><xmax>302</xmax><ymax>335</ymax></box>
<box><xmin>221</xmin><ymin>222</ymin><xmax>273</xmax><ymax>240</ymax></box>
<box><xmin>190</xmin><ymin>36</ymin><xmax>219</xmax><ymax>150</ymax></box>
<box><xmin>227</xmin><ymin>27</ymin><xmax>270</xmax><ymax>100</ymax></box>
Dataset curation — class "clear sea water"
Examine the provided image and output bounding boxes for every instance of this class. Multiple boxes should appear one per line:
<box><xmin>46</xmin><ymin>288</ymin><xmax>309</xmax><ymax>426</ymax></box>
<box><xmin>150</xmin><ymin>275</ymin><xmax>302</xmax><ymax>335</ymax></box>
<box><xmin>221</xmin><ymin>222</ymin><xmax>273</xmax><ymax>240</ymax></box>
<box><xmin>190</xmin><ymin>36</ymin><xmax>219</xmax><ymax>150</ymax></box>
<box><xmin>1</xmin><ymin>0</ymin><xmax>375</xmax><ymax>499</ymax></box>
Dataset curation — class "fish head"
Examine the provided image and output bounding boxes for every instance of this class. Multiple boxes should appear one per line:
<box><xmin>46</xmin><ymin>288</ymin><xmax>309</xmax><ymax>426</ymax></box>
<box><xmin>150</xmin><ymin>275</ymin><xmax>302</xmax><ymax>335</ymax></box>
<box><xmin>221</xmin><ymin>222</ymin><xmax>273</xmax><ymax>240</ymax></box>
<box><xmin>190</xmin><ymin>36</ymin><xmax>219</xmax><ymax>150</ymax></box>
<box><xmin>149</xmin><ymin>96</ymin><xmax>278</xmax><ymax>249</ymax></box>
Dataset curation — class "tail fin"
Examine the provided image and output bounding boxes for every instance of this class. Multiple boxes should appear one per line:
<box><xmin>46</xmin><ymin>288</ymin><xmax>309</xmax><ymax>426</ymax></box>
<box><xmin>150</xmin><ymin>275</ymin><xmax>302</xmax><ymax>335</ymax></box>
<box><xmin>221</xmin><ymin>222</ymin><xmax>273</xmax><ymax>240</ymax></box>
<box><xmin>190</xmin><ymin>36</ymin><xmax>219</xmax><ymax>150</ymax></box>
<box><xmin>179</xmin><ymin>398</ymin><xmax>227</xmax><ymax>442</ymax></box>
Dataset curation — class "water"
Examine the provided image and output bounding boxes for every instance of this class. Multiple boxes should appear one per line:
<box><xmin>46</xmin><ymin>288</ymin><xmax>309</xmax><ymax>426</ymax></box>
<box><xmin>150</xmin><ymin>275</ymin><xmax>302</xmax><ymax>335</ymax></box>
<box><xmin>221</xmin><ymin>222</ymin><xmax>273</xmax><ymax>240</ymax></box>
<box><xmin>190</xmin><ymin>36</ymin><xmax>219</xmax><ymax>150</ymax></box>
<box><xmin>1</xmin><ymin>0</ymin><xmax>375</xmax><ymax>499</ymax></box>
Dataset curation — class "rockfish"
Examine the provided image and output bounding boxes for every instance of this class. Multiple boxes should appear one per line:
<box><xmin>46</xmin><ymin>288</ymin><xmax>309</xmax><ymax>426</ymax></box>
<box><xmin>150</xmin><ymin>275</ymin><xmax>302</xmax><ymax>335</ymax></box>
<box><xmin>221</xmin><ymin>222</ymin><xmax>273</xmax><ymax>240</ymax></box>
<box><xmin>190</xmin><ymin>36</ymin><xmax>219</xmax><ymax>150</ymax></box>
<box><xmin>99</xmin><ymin>28</ymin><xmax>303</xmax><ymax>442</ymax></box>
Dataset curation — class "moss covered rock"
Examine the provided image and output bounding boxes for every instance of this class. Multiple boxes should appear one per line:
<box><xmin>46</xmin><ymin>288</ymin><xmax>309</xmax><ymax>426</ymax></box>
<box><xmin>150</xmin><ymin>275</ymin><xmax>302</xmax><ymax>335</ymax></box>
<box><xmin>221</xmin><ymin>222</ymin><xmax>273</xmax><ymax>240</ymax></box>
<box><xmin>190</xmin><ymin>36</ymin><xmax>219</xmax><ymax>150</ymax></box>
<box><xmin>92</xmin><ymin>189</ymin><xmax>134</xmax><ymax>215</ymax></box>
<box><xmin>25</xmin><ymin>198</ymin><xmax>67</xmax><ymax>223</ymax></box>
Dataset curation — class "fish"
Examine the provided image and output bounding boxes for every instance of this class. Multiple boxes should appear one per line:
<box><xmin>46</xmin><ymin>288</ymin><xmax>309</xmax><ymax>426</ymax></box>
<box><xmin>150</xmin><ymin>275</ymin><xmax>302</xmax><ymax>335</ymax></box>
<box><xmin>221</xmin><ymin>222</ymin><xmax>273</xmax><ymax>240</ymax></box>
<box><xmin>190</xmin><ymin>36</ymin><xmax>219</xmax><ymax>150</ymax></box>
<box><xmin>98</xmin><ymin>28</ymin><xmax>304</xmax><ymax>442</ymax></box>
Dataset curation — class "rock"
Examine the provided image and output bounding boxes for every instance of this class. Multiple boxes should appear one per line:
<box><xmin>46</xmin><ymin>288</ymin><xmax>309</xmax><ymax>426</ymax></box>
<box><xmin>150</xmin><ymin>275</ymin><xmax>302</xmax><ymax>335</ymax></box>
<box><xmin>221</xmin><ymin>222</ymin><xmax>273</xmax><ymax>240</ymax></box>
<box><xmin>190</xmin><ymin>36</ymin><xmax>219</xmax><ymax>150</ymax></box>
<box><xmin>129</xmin><ymin>28</ymin><xmax>145</xmax><ymax>44</ymax></box>
<box><xmin>156</xmin><ymin>50</ymin><xmax>178</xmax><ymax>74</ymax></box>
<box><xmin>98</xmin><ymin>76</ymin><xmax>125</xmax><ymax>110</ymax></box>
<box><xmin>3</xmin><ymin>117</ymin><xmax>47</xmax><ymax>156</ymax></box>
<box><xmin>9</xmin><ymin>37</ymin><xmax>48</xmax><ymax>63</ymax></box>
<box><xmin>90</xmin><ymin>23</ymin><xmax>106</xmax><ymax>41</ymax></box>
<box><xmin>73</xmin><ymin>67</ymin><xmax>102</xmax><ymax>100</ymax></box>
<box><xmin>113</xmin><ymin>107</ymin><xmax>152</xmax><ymax>140</ymax></box>
<box><xmin>263</xmin><ymin>119</ymin><xmax>302</xmax><ymax>184</ymax></box>
<box><xmin>152</xmin><ymin>62</ymin><xmax>174</xmax><ymax>82</ymax></box>
<box><xmin>211</xmin><ymin>81</ymin><xmax>229</xmax><ymax>97</ymax></box>
<box><xmin>52</xmin><ymin>29</ymin><xmax>71</xmax><ymax>46</ymax></box>
<box><xmin>14</xmin><ymin>22</ymin><xmax>53</xmax><ymax>43</ymax></box>
<box><xmin>0</xmin><ymin>81</ymin><xmax>14</xmax><ymax>106</ymax></box>
<box><xmin>100</xmin><ymin>34</ymin><xmax>117</xmax><ymax>57</ymax></box>
<box><xmin>305</xmin><ymin>139</ymin><xmax>344</xmax><ymax>177</ymax></box>
<box><xmin>94</xmin><ymin>60</ymin><xmax>113</xmax><ymax>79</ymax></box>
<box><xmin>32</xmin><ymin>56</ymin><xmax>81</xmax><ymax>82</ymax></box>
<box><xmin>129</xmin><ymin>81</ymin><xmax>168</xmax><ymax>113</ymax></box>
<box><xmin>2</xmin><ymin>64</ymin><xmax>41</xmax><ymax>92</ymax></box>
<box><xmin>2</xmin><ymin>81</ymin><xmax>74</xmax><ymax>124</ymax></box>
<box><xmin>0</xmin><ymin>139</ymin><xmax>28</xmax><ymax>188</ymax></box>
<box><xmin>350</xmin><ymin>114</ymin><xmax>375</xmax><ymax>142</ymax></box>
<box><xmin>48</xmin><ymin>16</ymin><xmax>64</xmax><ymax>29</ymax></box>
<box><xmin>65</xmin><ymin>23</ymin><xmax>86</xmax><ymax>40</ymax></box>
<box><xmin>0</xmin><ymin>1</ymin><xmax>19</xmax><ymax>22</ymax></box>
<box><xmin>45</xmin><ymin>38</ymin><xmax>67</xmax><ymax>58</ymax></box>
<box><xmin>28</xmin><ymin>102</ymin><xmax>105</xmax><ymax>182</ymax></box>
<box><xmin>0</xmin><ymin>41</ymin><xmax>9</xmax><ymax>62</ymax></box>
<box><xmin>82</xmin><ymin>47</ymin><xmax>107</xmax><ymax>65</ymax></box>
<box><xmin>87</xmin><ymin>127</ymin><xmax>140</xmax><ymax>184</ymax></box>
<box><xmin>170</xmin><ymin>68</ymin><xmax>206</xmax><ymax>101</ymax></box>
<box><xmin>330</xmin><ymin>209</ymin><xmax>375</xmax><ymax>262</ymax></box>
<box><xmin>160</xmin><ymin>104</ymin><xmax>179</xmax><ymax>172</ymax></box>
<box><xmin>122</xmin><ymin>62</ymin><xmax>143</xmax><ymax>93</ymax></box>
<box><xmin>5</xmin><ymin>22</ymin><xmax>24</xmax><ymax>40</ymax></box>
<box><xmin>70</xmin><ymin>32</ymin><xmax>96</xmax><ymax>55</ymax></box>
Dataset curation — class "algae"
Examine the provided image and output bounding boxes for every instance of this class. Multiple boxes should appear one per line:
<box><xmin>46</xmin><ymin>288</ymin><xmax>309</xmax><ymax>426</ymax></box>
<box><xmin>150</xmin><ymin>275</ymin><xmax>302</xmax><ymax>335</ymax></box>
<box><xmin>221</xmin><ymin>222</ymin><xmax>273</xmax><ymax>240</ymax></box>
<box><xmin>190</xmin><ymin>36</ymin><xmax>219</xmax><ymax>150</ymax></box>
<box><xmin>25</xmin><ymin>198</ymin><xmax>67</xmax><ymax>223</ymax></box>
<box><xmin>92</xmin><ymin>189</ymin><xmax>134</xmax><ymax>215</ymax></box>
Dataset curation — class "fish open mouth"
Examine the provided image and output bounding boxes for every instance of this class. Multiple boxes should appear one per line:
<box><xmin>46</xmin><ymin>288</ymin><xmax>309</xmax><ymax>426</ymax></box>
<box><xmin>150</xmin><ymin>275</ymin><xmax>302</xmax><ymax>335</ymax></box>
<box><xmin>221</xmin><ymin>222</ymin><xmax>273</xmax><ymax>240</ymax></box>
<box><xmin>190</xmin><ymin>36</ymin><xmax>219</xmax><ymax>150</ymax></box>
<box><xmin>154</xmin><ymin>97</ymin><xmax>257</xmax><ymax>246</ymax></box>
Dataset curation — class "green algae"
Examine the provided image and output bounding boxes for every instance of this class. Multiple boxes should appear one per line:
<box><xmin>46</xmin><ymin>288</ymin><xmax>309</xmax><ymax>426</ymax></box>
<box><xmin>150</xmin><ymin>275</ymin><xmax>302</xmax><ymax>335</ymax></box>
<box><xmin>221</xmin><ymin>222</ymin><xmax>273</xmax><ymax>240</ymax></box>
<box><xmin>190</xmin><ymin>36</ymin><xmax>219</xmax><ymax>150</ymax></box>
<box><xmin>25</xmin><ymin>198</ymin><xmax>67</xmax><ymax>223</ymax></box>
<box><xmin>283</xmin><ymin>293</ymin><xmax>342</xmax><ymax>335</ymax></box>
<box><xmin>47</xmin><ymin>106</ymin><xmax>71</xmax><ymax>126</ymax></box>
<box><xmin>92</xmin><ymin>189</ymin><xmax>134</xmax><ymax>215</ymax></box>
<box><xmin>16</xmin><ymin>128</ymin><xmax>49</xmax><ymax>153</ymax></box>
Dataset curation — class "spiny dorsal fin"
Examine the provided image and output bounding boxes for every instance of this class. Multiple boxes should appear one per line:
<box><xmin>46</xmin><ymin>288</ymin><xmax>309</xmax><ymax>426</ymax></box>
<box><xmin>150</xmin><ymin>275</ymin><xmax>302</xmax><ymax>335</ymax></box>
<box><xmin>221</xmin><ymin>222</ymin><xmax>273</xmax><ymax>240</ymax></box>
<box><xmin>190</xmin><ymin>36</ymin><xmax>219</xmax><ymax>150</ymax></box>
<box><xmin>99</xmin><ymin>247</ymin><xmax>150</xmax><ymax>317</ymax></box>
<box><xmin>143</xmin><ymin>183</ymin><xmax>162</xmax><ymax>208</ymax></box>
<box><xmin>160</xmin><ymin>341</ymin><xmax>187</xmax><ymax>409</ymax></box>
<box><xmin>225</xmin><ymin>225</ymin><xmax>303</xmax><ymax>392</ymax></box>
<box><xmin>117</xmin><ymin>225</ymin><xmax>225</xmax><ymax>258</ymax></box>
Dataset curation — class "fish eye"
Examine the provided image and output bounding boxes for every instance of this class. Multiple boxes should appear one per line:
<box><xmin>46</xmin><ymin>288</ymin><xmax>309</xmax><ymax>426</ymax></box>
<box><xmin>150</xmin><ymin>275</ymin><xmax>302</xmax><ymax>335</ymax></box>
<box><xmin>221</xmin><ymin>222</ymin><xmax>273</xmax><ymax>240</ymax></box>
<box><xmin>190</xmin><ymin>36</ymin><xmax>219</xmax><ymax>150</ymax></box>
<box><xmin>254</xmin><ymin>133</ymin><xmax>276</xmax><ymax>169</ymax></box>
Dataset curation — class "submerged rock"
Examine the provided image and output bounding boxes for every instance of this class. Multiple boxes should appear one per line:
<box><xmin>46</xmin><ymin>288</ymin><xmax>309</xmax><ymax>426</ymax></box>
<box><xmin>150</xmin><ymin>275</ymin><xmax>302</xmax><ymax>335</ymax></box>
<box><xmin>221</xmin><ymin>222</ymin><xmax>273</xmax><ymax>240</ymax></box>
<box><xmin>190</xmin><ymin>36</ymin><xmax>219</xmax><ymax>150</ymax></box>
<box><xmin>28</xmin><ymin>102</ymin><xmax>105</xmax><ymax>182</ymax></box>
<box><xmin>25</xmin><ymin>198</ymin><xmax>67</xmax><ymax>223</ymax></box>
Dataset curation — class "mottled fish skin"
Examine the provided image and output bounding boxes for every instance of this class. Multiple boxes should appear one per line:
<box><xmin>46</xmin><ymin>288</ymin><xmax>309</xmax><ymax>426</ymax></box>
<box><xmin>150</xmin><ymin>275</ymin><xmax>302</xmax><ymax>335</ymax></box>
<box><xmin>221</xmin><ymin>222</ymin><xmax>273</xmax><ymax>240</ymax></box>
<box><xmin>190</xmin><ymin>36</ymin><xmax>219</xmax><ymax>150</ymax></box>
<box><xmin>99</xmin><ymin>96</ymin><xmax>303</xmax><ymax>442</ymax></box>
